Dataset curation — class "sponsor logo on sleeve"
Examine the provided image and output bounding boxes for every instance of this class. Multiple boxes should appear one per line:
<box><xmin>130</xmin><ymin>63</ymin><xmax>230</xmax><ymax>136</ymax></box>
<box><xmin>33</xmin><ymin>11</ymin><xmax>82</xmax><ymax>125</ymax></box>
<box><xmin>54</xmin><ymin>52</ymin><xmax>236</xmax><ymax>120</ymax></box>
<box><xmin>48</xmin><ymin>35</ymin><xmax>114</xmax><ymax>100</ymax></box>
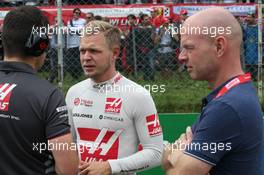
<box><xmin>146</xmin><ymin>114</ymin><xmax>162</xmax><ymax>137</ymax></box>
<box><xmin>56</xmin><ymin>105</ymin><xmax>67</xmax><ymax>112</ymax></box>
<box><xmin>104</xmin><ymin>98</ymin><xmax>122</xmax><ymax>114</ymax></box>
<box><xmin>0</xmin><ymin>83</ymin><xmax>17</xmax><ymax>111</ymax></box>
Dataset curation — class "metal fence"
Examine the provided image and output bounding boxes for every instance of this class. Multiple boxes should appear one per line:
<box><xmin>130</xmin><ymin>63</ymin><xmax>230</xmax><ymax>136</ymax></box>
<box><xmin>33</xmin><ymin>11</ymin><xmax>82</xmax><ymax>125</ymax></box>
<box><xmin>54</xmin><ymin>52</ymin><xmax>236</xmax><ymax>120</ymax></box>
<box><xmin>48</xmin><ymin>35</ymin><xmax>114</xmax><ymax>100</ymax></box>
<box><xmin>4</xmin><ymin>2</ymin><xmax>261</xmax><ymax>111</ymax></box>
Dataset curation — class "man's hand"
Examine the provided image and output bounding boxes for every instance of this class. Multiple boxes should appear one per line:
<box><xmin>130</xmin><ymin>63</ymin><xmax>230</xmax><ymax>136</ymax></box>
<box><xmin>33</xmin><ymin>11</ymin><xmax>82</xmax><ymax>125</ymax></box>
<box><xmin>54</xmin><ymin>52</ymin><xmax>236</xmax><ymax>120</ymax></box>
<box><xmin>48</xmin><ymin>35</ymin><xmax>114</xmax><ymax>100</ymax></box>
<box><xmin>168</xmin><ymin>126</ymin><xmax>193</xmax><ymax>166</ymax></box>
<box><xmin>166</xmin><ymin>126</ymin><xmax>212</xmax><ymax>175</ymax></box>
<box><xmin>162</xmin><ymin>126</ymin><xmax>193</xmax><ymax>172</ymax></box>
<box><xmin>162</xmin><ymin>142</ymin><xmax>173</xmax><ymax>171</ymax></box>
<box><xmin>79</xmin><ymin>160</ymin><xmax>111</xmax><ymax>175</ymax></box>
<box><xmin>178</xmin><ymin>126</ymin><xmax>193</xmax><ymax>146</ymax></box>
<box><xmin>79</xmin><ymin>161</ymin><xmax>89</xmax><ymax>172</ymax></box>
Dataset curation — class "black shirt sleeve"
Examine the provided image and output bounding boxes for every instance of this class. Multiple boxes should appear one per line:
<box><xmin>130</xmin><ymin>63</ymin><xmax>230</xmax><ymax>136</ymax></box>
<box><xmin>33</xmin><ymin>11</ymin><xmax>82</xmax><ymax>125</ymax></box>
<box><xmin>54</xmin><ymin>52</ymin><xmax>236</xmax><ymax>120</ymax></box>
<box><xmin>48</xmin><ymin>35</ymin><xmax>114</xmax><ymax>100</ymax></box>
<box><xmin>43</xmin><ymin>88</ymin><xmax>70</xmax><ymax>139</ymax></box>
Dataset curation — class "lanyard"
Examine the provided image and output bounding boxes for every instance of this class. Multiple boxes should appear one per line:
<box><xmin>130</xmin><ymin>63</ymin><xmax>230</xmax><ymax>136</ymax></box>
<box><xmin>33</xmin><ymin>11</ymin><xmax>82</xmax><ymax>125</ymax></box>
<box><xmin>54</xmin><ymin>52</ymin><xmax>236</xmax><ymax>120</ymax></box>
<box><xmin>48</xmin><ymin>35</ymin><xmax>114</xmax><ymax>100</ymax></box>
<box><xmin>215</xmin><ymin>73</ymin><xmax>251</xmax><ymax>99</ymax></box>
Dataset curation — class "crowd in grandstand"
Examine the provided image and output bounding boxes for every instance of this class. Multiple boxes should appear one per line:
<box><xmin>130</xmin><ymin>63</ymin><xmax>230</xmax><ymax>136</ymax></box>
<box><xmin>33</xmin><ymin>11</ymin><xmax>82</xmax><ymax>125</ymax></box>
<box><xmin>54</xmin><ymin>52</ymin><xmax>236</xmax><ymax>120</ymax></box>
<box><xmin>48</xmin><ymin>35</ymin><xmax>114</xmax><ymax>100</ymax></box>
<box><xmin>45</xmin><ymin>7</ymin><xmax>263</xmax><ymax>82</ymax></box>
<box><xmin>0</xmin><ymin>5</ymin><xmax>263</xmax><ymax>81</ymax></box>
<box><xmin>0</xmin><ymin>0</ymin><xmax>259</xmax><ymax>7</ymax></box>
<box><xmin>46</xmin><ymin>7</ymin><xmax>187</xmax><ymax>82</ymax></box>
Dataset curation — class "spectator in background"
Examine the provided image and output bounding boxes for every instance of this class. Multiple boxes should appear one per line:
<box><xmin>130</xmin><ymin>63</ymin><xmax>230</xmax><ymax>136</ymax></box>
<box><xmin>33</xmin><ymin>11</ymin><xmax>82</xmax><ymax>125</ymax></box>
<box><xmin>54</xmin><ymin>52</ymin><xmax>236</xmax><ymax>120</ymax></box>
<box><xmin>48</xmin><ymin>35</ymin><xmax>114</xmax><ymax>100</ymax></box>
<box><xmin>104</xmin><ymin>0</ymin><xmax>113</xmax><ymax>3</ymax></box>
<box><xmin>175</xmin><ymin>9</ymin><xmax>189</xmax><ymax>72</ymax></box>
<box><xmin>198</xmin><ymin>0</ymin><xmax>212</xmax><ymax>3</ymax></box>
<box><xmin>66</xmin><ymin>8</ymin><xmax>86</xmax><ymax>79</ymax></box>
<box><xmin>94</xmin><ymin>15</ymin><xmax>103</xmax><ymax>21</ymax></box>
<box><xmin>103</xmin><ymin>16</ymin><xmax>110</xmax><ymax>23</ymax></box>
<box><xmin>148</xmin><ymin>8</ymin><xmax>158</xmax><ymax>25</ymax></box>
<box><xmin>136</xmin><ymin>14</ymin><xmax>156</xmax><ymax>80</ymax></box>
<box><xmin>183</xmin><ymin>0</ymin><xmax>197</xmax><ymax>3</ymax></box>
<box><xmin>113</xmin><ymin>0</ymin><xmax>126</xmax><ymax>4</ymax></box>
<box><xmin>179</xmin><ymin>9</ymin><xmax>188</xmax><ymax>24</ymax></box>
<box><xmin>236</xmin><ymin>16</ymin><xmax>245</xmax><ymax>29</ymax></box>
<box><xmin>155</xmin><ymin>17</ymin><xmax>179</xmax><ymax>78</ymax></box>
<box><xmin>126</xmin><ymin>14</ymin><xmax>137</xmax><ymax>29</ymax></box>
<box><xmin>220</xmin><ymin>0</ymin><xmax>238</xmax><ymax>3</ymax></box>
<box><xmin>242</xmin><ymin>12</ymin><xmax>262</xmax><ymax>80</ymax></box>
<box><xmin>153</xmin><ymin>8</ymin><xmax>166</xmax><ymax>28</ymax></box>
<box><xmin>86</xmin><ymin>12</ymin><xmax>94</xmax><ymax>24</ymax></box>
<box><xmin>124</xmin><ymin>14</ymin><xmax>138</xmax><ymax>75</ymax></box>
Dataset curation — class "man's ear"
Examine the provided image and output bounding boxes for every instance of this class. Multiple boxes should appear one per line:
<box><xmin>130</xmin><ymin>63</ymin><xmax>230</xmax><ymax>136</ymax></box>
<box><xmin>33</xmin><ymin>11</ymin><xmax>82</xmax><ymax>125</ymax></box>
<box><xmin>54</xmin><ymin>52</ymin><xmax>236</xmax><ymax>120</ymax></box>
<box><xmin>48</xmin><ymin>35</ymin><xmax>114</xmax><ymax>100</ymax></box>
<box><xmin>214</xmin><ymin>36</ymin><xmax>227</xmax><ymax>58</ymax></box>
<box><xmin>112</xmin><ymin>45</ymin><xmax>120</xmax><ymax>60</ymax></box>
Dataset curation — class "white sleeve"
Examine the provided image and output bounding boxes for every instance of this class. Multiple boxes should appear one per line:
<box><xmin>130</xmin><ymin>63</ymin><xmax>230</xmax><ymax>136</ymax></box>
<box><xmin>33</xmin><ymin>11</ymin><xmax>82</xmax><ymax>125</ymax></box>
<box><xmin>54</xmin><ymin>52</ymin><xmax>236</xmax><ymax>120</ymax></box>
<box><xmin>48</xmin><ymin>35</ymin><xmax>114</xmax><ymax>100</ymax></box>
<box><xmin>108</xmin><ymin>148</ymin><xmax>162</xmax><ymax>174</ymax></box>
<box><xmin>108</xmin><ymin>90</ymin><xmax>163</xmax><ymax>174</ymax></box>
<box><xmin>65</xmin><ymin>88</ymin><xmax>77</xmax><ymax>142</ymax></box>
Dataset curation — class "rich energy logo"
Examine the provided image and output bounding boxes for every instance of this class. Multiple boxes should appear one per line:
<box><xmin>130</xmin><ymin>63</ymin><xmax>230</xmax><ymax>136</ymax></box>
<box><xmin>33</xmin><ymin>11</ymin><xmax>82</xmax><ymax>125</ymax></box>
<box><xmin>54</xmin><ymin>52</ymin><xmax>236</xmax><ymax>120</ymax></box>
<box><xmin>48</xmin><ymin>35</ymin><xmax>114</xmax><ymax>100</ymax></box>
<box><xmin>0</xmin><ymin>83</ymin><xmax>17</xmax><ymax>111</ymax></box>
<box><xmin>74</xmin><ymin>98</ymin><xmax>93</xmax><ymax>107</ymax></box>
<box><xmin>105</xmin><ymin>98</ymin><xmax>122</xmax><ymax>114</ymax></box>
<box><xmin>146</xmin><ymin>114</ymin><xmax>162</xmax><ymax>137</ymax></box>
<box><xmin>78</xmin><ymin>128</ymin><xmax>123</xmax><ymax>162</ymax></box>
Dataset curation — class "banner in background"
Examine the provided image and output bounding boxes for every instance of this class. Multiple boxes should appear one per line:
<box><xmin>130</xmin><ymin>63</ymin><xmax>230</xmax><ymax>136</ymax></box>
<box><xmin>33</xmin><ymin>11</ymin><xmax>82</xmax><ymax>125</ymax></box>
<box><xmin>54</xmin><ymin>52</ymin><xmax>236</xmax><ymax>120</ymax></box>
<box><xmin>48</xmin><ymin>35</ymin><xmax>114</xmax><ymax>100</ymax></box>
<box><xmin>0</xmin><ymin>4</ymin><xmax>257</xmax><ymax>26</ymax></box>
<box><xmin>0</xmin><ymin>4</ymin><xmax>171</xmax><ymax>27</ymax></box>
<box><xmin>173</xmin><ymin>4</ymin><xmax>256</xmax><ymax>16</ymax></box>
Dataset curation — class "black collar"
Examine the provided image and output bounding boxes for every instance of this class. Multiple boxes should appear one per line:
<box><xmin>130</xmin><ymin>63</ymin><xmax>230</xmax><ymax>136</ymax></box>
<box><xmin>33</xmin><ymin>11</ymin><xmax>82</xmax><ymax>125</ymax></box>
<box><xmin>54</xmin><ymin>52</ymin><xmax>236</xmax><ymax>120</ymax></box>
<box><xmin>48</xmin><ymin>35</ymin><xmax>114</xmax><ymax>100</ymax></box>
<box><xmin>0</xmin><ymin>61</ymin><xmax>36</xmax><ymax>74</ymax></box>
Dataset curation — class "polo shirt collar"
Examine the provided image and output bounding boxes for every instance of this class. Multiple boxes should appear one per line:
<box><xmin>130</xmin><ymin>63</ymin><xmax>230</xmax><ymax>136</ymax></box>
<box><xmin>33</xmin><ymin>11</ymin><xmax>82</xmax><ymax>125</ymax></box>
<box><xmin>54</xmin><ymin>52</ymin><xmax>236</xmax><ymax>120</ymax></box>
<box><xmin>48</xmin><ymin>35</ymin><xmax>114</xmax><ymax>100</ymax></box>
<box><xmin>201</xmin><ymin>75</ymin><xmax>241</xmax><ymax>108</ymax></box>
<box><xmin>0</xmin><ymin>61</ymin><xmax>36</xmax><ymax>74</ymax></box>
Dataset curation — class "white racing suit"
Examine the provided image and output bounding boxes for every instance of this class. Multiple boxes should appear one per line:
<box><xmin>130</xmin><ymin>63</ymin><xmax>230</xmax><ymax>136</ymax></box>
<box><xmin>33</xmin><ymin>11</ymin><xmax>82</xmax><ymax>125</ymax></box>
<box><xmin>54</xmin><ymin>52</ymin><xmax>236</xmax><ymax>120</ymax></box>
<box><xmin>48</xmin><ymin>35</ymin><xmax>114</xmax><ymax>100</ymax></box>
<box><xmin>66</xmin><ymin>73</ymin><xmax>163</xmax><ymax>174</ymax></box>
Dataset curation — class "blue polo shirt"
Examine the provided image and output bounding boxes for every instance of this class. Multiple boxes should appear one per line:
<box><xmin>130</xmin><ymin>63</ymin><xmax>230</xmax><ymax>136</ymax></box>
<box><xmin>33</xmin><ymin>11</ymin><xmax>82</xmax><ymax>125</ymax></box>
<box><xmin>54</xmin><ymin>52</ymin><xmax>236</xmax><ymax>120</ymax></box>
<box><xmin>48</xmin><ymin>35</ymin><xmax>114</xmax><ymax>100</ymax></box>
<box><xmin>185</xmin><ymin>76</ymin><xmax>263</xmax><ymax>175</ymax></box>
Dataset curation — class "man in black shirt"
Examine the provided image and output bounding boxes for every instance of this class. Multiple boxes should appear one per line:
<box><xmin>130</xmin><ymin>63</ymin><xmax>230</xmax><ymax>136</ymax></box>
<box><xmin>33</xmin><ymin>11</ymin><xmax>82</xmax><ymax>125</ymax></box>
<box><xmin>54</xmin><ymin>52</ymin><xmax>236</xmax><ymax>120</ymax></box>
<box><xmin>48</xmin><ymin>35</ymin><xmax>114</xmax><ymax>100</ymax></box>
<box><xmin>0</xmin><ymin>6</ymin><xmax>78</xmax><ymax>175</ymax></box>
<box><xmin>0</xmin><ymin>24</ymin><xmax>3</xmax><ymax>60</ymax></box>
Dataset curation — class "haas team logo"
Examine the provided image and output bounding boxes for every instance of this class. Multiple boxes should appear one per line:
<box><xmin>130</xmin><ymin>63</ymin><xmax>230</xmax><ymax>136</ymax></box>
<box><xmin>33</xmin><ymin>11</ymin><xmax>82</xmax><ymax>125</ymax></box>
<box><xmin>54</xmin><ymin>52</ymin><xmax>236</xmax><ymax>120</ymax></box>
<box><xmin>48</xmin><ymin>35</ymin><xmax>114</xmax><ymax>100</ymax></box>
<box><xmin>146</xmin><ymin>114</ymin><xmax>162</xmax><ymax>137</ymax></box>
<box><xmin>105</xmin><ymin>98</ymin><xmax>122</xmax><ymax>114</ymax></box>
<box><xmin>0</xmin><ymin>83</ymin><xmax>17</xmax><ymax>111</ymax></box>
<box><xmin>78</xmin><ymin>128</ymin><xmax>123</xmax><ymax>162</ymax></box>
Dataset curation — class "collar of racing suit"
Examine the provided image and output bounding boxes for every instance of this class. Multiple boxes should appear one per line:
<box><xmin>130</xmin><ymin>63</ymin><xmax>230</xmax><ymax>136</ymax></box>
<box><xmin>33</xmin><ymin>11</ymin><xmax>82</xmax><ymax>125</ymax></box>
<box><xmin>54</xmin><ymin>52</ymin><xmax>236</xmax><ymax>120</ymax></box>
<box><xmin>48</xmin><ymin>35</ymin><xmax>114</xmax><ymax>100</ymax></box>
<box><xmin>91</xmin><ymin>72</ymin><xmax>123</xmax><ymax>92</ymax></box>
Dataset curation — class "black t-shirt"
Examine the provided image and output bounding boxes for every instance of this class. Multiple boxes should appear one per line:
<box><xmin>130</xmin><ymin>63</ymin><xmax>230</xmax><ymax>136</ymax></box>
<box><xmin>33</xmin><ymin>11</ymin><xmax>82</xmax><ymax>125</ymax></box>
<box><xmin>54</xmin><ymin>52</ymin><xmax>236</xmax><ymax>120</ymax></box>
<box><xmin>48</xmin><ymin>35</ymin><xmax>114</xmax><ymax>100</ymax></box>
<box><xmin>0</xmin><ymin>61</ymin><xmax>70</xmax><ymax>174</ymax></box>
<box><xmin>0</xmin><ymin>31</ymin><xmax>3</xmax><ymax>60</ymax></box>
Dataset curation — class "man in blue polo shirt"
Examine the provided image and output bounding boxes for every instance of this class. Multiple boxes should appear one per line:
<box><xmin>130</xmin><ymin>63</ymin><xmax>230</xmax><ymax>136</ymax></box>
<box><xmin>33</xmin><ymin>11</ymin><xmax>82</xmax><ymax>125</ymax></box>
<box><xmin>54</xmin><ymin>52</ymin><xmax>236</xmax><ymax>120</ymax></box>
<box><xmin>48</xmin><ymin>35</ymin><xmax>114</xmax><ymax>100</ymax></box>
<box><xmin>162</xmin><ymin>7</ymin><xmax>263</xmax><ymax>175</ymax></box>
